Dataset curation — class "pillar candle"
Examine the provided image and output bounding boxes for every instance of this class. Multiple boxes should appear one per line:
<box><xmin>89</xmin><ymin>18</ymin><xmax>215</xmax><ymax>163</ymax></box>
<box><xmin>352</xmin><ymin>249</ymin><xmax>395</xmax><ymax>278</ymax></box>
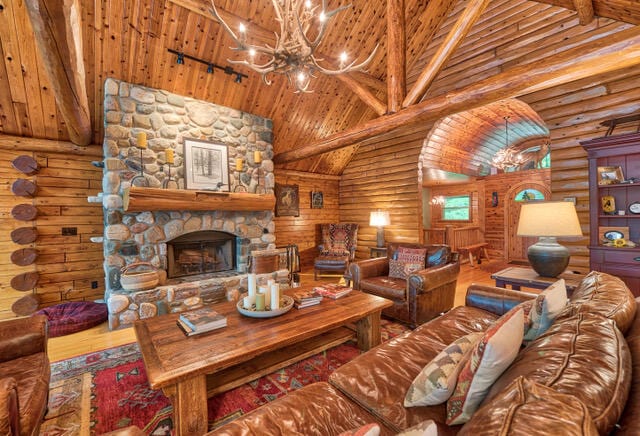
<box><xmin>243</xmin><ymin>295</ymin><xmax>255</xmax><ymax>309</ymax></box>
<box><xmin>136</xmin><ymin>132</ymin><xmax>147</xmax><ymax>149</ymax></box>
<box><xmin>255</xmin><ymin>292</ymin><xmax>265</xmax><ymax>311</ymax></box>
<box><xmin>247</xmin><ymin>273</ymin><xmax>257</xmax><ymax>297</ymax></box>
<box><xmin>270</xmin><ymin>283</ymin><xmax>280</xmax><ymax>310</ymax></box>
<box><xmin>165</xmin><ymin>148</ymin><xmax>174</xmax><ymax>164</ymax></box>
<box><xmin>235</xmin><ymin>157</ymin><xmax>243</xmax><ymax>171</ymax></box>
<box><xmin>259</xmin><ymin>286</ymin><xmax>271</xmax><ymax>309</ymax></box>
<box><xmin>254</xmin><ymin>150</ymin><xmax>262</xmax><ymax>164</ymax></box>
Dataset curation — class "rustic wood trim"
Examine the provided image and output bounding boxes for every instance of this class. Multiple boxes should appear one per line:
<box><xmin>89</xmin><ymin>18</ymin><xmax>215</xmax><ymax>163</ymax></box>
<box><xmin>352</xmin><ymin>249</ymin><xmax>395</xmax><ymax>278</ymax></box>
<box><xmin>25</xmin><ymin>0</ymin><xmax>92</xmax><ymax>145</ymax></box>
<box><xmin>335</xmin><ymin>74</ymin><xmax>386</xmax><ymax>116</ymax></box>
<box><xmin>572</xmin><ymin>0</ymin><xmax>595</xmax><ymax>25</ymax></box>
<box><xmin>274</xmin><ymin>25</ymin><xmax>640</xmax><ymax>164</ymax></box>
<box><xmin>403</xmin><ymin>0</ymin><xmax>491</xmax><ymax>108</ymax></box>
<box><xmin>387</xmin><ymin>0</ymin><xmax>406</xmax><ymax>113</ymax></box>
<box><xmin>123</xmin><ymin>186</ymin><xmax>276</xmax><ymax>212</ymax></box>
<box><xmin>274</xmin><ymin>169</ymin><xmax>342</xmax><ymax>181</ymax></box>
<box><xmin>0</xmin><ymin>134</ymin><xmax>101</xmax><ymax>155</ymax></box>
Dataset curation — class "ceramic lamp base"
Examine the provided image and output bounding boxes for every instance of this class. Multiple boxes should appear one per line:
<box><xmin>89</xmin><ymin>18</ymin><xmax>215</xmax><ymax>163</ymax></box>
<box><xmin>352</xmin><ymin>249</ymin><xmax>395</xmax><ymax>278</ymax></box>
<box><xmin>527</xmin><ymin>236</ymin><xmax>569</xmax><ymax>278</ymax></box>
<box><xmin>376</xmin><ymin>227</ymin><xmax>385</xmax><ymax>249</ymax></box>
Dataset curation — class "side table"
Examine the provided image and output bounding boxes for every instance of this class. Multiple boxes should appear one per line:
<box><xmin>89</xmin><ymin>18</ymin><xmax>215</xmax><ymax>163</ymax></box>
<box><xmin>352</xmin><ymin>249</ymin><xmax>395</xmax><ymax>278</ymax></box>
<box><xmin>370</xmin><ymin>247</ymin><xmax>387</xmax><ymax>258</ymax></box>
<box><xmin>491</xmin><ymin>266</ymin><xmax>585</xmax><ymax>293</ymax></box>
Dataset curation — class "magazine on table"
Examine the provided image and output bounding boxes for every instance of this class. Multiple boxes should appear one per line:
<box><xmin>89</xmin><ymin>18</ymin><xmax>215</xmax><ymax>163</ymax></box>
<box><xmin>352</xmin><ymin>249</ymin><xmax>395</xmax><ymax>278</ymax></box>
<box><xmin>176</xmin><ymin>318</ymin><xmax>226</xmax><ymax>336</ymax></box>
<box><xmin>179</xmin><ymin>306</ymin><xmax>227</xmax><ymax>333</ymax></box>
<box><xmin>312</xmin><ymin>283</ymin><xmax>352</xmax><ymax>299</ymax></box>
<box><xmin>292</xmin><ymin>290</ymin><xmax>323</xmax><ymax>304</ymax></box>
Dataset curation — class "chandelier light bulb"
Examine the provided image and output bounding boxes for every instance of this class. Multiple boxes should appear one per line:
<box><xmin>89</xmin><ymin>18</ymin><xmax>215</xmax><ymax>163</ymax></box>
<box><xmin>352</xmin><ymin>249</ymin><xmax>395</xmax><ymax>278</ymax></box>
<box><xmin>340</xmin><ymin>51</ymin><xmax>348</xmax><ymax>62</ymax></box>
<box><xmin>319</xmin><ymin>11</ymin><xmax>326</xmax><ymax>22</ymax></box>
<box><xmin>238</xmin><ymin>23</ymin><xmax>246</xmax><ymax>33</ymax></box>
<box><xmin>297</xmin><ymin>71</ymin><xmax>306</xmax><ymax>83</ymax></box>
<box><xmin>305</xmin><ymin>0</ymin><xmax>312</xmax><ymax>8</ymax></box>
<box><xmin>249</xmin><ymin>48</ymin><xmax>256</xmax><ymax>57</ymax></box>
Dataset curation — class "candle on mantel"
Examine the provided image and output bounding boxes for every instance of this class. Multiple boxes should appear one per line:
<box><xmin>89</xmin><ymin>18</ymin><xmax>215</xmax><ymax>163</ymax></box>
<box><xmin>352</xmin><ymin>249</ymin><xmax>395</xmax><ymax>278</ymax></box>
<box><xmin>235</xmin><ymin>157</ymin><xmax>243</xmax><ymax>171</ymax></box>
<box><xmin>136</xmin><ymin>132</ymin><xmax>147</xmax><ymax>149</ymax></box>
<box><xmin>254</xmin><ymin>150</ymin><xmax>262</xmax><ymax>164</ymax></box>
<box><xmin>165</xmin><ymin>148</ymin><xmax>174</xmax><ymax>164</ymax></box>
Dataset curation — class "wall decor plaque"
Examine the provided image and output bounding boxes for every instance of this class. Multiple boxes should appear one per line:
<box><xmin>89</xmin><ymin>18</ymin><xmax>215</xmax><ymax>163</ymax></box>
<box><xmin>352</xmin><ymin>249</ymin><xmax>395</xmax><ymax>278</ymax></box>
<box><xmin>275</xmin><ymin>183</ymin><xmax>299</xmax><ymax>217</ymax></box>
<box><xmin>311</xmin><ymin>190</ymin><xmax>324</xmax><ymax>209</ymax></box>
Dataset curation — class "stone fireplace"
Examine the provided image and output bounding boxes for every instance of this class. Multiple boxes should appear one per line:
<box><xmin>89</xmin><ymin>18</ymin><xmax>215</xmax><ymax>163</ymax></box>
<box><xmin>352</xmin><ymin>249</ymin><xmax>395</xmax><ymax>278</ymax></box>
<box><xmin>99</xmin><ymin>79</ymin><xmax>284</xmax><ymax>330</ymax></box>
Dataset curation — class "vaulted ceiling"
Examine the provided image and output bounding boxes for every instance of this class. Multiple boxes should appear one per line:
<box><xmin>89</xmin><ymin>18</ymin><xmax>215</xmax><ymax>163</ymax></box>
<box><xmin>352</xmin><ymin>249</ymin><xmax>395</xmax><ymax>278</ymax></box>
<box><xmin>0</xmin><ymin>0</ymin><xmax>638</xmax><ymax>175</ymax></box>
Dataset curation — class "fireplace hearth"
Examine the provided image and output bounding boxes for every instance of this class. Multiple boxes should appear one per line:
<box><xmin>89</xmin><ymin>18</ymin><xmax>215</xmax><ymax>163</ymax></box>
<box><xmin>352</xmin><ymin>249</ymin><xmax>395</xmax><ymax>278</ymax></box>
<box><xmin>167</xmin><ymin>231</ymin><xmax>236</xmax><ymax>278</ymax></box>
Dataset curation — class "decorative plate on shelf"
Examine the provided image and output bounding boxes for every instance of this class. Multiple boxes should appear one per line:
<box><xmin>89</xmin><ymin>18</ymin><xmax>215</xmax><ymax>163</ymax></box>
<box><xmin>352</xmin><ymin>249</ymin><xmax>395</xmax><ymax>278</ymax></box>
<box><xmin>629</xmin><ymin>201</ymin><xmax>640</xmax><ymax>215</ymax></box>
<box><xmin>603</xmin><ymin>230</ymin><xmax>625</xmax><ymax>241</ymax></box>
<box><xmin>236</xmin><ymin>295</ymin><xmax>294</xmax><ymax>318</ymax></box>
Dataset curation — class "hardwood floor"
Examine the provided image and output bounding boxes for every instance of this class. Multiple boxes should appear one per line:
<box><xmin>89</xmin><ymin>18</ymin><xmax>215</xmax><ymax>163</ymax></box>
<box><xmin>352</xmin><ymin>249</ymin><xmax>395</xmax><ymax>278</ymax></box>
<box><xmin>47</xmin><ymin>263</ymin><xmax>497</xmax><ymax>362</ymax></box>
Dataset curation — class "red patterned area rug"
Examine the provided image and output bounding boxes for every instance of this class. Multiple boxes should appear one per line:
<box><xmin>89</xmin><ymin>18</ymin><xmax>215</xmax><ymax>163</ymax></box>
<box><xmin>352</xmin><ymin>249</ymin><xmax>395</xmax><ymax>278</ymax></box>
<box><xmin>40</xmin><ymin>319</ymin><xmax>409</xmax><ymax>435</ymax></box>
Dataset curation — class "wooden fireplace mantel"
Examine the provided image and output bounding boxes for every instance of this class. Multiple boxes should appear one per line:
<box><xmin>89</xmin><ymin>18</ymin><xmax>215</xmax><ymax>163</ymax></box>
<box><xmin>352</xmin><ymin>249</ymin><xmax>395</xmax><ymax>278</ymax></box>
<box><xmin>123</xmin><ymin>186</ymin><xmax>276</xmax><ymax>212</ymax></box>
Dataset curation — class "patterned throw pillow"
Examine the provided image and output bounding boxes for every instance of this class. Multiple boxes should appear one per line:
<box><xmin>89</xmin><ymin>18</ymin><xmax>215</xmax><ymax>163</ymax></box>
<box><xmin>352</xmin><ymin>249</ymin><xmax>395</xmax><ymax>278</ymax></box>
<box><xmin>395</xmin><ymin>420</ymin><xmax>438</xmax><ymax>436</ymax></box>
<box><xmin>389</xmin><ymin>247</ymin><xmax>428</xmax><ymax>280</ymax></box>
<box><xmin>405</xmin><ymin>332</ymin><xmax>483</xmax><ymax>407</ymax></box>
<box><xmin>389</xmin><ymin>259</ymin><xmax>423</xmax><ymax>280</ymax></box>
<box><xmin>523</xmin><ymin>279</ymin><xmax>567</xmax><ymax>341</ymax></box>
<box><xmin>446</xmin><ymin>306</ymin><xmax>525</xmax><ymax>425</ymax></box>
<box><xmin>337</xmin><ymin>423</ymin><xmax>380</xmax><ymax>436</ymax></box>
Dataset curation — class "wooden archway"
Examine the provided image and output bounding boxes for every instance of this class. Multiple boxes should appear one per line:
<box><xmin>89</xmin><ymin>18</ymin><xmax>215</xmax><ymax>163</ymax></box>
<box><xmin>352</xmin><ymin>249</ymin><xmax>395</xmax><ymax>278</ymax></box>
<box><xmin>504</xmin><ymin>181</ymin><xmax>551</xmax><ymax>263</ymax></box>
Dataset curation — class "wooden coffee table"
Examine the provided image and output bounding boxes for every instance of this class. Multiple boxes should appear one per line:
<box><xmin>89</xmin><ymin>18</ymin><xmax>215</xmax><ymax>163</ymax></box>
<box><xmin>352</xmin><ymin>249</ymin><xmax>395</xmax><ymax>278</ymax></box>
<box><xmin>491</xmin><ymin>266</ymin><xmax>585</xmax><ymax>293</ymax></box>
<box><xmin>134</xmin><ymin>288</ymin><xmax>392</xmax><ymax>436</ymax></box>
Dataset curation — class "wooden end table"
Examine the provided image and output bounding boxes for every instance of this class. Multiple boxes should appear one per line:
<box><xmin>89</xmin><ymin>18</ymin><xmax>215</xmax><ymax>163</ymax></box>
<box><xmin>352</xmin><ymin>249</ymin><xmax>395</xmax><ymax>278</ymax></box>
<box><xmin>134</xmin><ymin>288</ymin><xmax>392</xmax><ymax>436</ymax></box>
<box><xmin>491</xmin><ymin>266</ymin><xmax>585</xmax><ymax>293</ymax></box>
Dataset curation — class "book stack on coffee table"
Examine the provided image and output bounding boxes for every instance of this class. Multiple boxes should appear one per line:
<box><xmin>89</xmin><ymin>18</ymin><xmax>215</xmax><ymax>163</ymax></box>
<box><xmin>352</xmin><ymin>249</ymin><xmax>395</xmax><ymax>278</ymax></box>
<box><xmin>292</xmin><ymin>290</ymin><xmax>323</xmax><ymax>309</ymax></box>
<box><xmin>177</xmin><ymin>306</ymin><xmax>227</xmax><ymax>336</ymax></box>
<box><xmin>313</xmin><ymin>283</ymin><xmax>352</xmax><ymax>299</ymax></box>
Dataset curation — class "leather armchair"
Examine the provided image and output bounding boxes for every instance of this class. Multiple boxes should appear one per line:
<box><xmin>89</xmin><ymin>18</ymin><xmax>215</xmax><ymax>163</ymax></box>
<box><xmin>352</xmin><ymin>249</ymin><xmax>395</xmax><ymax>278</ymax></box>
<box><xmin>349</xmin><ymin>243</ymin><xmax>460</xmax><ymax>327</ymax></box>
<box><xmin>0</xmin><ymin>315</ymin><xmax>50</xmax><ymax>436</ymax></box>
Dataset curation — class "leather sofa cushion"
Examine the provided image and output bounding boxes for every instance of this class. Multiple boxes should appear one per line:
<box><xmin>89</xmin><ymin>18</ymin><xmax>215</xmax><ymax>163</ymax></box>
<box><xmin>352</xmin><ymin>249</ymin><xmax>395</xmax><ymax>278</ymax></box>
<box><xmin>360</xmin><ymin>276</ymin><xmax>406</xmax><ymax>301</ymax></box>
<box><xmin>485</xmin><ymin>312</ymin><xmax>631</xmax><ymax>435</ymax></box>
<box><xmin>0</xmin><ymin>352</ymin><xmax>50</xmax><ymax>435</ymax></box>
<box><xmin>329</xmin><ymin>306</ymin><xmax>499</xmax><ymax>432</ymax></box>
<box><xmin>458</xmin><ymin>376</ymin><xmax>598</xmax><ymax>435</ymax></box>
<box><xmin>560</xmin><ymin>271</ymin><xmax>637</xmax><ymax>333</ymax></box>
<box><xmin>207</xmin><ymin>382</ymin><xmax>396</xmax><ymax>436</ymax></box>
<box><xmin>617</xmin><ymin>297</ymin><xmax>640</xmax><ymax>435</ymax></box>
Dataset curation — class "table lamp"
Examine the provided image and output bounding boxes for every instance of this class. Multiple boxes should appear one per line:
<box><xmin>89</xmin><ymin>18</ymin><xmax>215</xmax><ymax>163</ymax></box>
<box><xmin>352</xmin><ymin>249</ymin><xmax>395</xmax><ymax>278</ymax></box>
<box><xmin>370</xmin><ymin>210</ymin><xmax>390</xmax><ymax>248</ymax></box>
<box><xmin>516</xmin><ymin>201</ymin><xmax>582</xmax><ymax>277</ymax></box>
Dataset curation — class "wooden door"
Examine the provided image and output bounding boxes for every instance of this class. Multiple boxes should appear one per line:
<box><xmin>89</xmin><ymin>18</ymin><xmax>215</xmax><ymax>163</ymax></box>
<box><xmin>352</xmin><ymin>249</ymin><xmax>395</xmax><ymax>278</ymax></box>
<box><xmin>505</xmin><ymin>183</ymin><xmax>550</xmax><ymax>263</ymax></box>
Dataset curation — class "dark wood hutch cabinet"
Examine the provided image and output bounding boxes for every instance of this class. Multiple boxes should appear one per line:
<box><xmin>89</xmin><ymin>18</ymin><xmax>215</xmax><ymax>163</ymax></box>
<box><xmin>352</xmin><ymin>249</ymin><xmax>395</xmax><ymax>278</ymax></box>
<box><xmin>581</xmin><ymin>133</ymin><xmax>640</xmax><ymax>296</ymax></box>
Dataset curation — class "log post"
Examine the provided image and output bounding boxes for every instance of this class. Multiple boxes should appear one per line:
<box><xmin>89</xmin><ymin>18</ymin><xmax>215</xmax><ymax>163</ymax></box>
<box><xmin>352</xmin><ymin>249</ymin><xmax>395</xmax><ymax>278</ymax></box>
<box><xmin>387</xmin><ymin>0</ymin><xmax>406</xmax><ymax>113</ymax></box>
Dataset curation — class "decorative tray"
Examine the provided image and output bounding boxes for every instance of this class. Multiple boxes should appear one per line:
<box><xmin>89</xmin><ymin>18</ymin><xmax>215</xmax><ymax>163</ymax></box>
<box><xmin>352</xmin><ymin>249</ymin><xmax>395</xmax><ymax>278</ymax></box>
<box><xmin>236</xmin><ymin>295</ymin><xmax>294</xmax><ymax>318</ymax></box>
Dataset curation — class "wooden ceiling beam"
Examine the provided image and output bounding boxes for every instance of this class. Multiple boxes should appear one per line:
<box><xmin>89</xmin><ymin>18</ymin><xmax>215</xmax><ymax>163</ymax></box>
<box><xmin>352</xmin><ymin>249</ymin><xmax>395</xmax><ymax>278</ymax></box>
<box><xmin>274</xmin><ymin>25</ymin><xmax>640</xmax><ymax>164</ymax></box>
<box><xmin>403</xmin><ymin>0</ymin><xmax>491</xmax><ymax>108</ymax></box>
<box><xmin>572</xmin><ymin>0</ymin><xmax>595</xmax><ymax>25</ymax></box>
<box><xmin>387</xmin><ymin>0</ymin><xmax>406</xmax><ymax>113</ymax></box>
<box><xmin>336</xmin><ymin>75</ymin><xmax>386</xmax><ymax>116</ymax></box>
<box><xmin>25</xmin><ymin>0</ymin><xmax>91</xmax><ymax>145</ymax></box>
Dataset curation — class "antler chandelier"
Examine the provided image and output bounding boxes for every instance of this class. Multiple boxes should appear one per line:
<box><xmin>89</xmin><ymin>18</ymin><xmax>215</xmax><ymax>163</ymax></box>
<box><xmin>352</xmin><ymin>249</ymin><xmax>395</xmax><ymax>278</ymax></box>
<box><xmin>209</xmin><ymin>0</ymin><xmax>378</xmax><ymax>93</ymax></box>
<box><xmin>492</xmin><ymin>116</ymin><xmax>524</xmax><ymax>171</ymax></box>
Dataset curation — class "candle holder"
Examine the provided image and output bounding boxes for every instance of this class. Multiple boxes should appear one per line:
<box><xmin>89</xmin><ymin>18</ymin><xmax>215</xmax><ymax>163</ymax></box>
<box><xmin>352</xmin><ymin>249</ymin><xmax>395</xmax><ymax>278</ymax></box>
<box><xmin>131</xmin><ymin>146</ymin><xmax>148</xmax><ymax>187</ymax></box>
<box><xmin>162</xmin><ymin>162</ymin><xmax>177</xmax><ymax>189</ymax></box>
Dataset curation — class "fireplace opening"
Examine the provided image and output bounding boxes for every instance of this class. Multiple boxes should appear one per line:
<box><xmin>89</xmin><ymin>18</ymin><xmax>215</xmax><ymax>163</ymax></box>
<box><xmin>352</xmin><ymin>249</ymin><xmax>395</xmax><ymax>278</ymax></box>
<box><xmin>167</xmin><ymin>231</ymin><xmax>236</xmax><ymax>279</ymax></box>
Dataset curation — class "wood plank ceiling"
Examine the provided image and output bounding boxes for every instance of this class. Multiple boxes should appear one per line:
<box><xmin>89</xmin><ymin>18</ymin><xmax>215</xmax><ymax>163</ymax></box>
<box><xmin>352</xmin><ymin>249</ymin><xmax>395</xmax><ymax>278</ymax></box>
<box><xmin>0</xmin><ymin>0</ymin><xmax>638</xmax><ymax>175</ymax></box>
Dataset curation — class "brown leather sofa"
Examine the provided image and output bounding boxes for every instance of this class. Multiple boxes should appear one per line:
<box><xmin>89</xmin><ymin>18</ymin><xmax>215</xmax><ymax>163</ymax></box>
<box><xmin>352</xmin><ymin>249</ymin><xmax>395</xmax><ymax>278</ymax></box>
<box><xmin>349</xmin><ymin>243</ymin><xmax>460</xmax><ymax>327</ymax></box>
<box><xmin>209</xmin><ymin>271</ymin><xmax>640</xmax><ymax>435</ymax></box>
<box><xmin>0</xmin><ymin>315</ymin><xmax>50</xmax><ymax>436</ymax></box>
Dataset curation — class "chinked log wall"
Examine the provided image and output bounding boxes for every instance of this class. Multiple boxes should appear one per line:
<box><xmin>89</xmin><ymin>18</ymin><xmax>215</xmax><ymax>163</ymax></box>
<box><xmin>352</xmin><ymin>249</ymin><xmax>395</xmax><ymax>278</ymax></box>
<box><xmin>273</xmin><ymin>170</ymin><xmax>340</xmax><ymax>268</ymax></box>
<box><xmin>340</xmin><ymin>15</ymin><xmax>640</xmax><ymax>271</ymax></box>
<box><xmin>0</xmin><ymin>135</ymin><xmax>103</xmax><ymax>320</ymax></box>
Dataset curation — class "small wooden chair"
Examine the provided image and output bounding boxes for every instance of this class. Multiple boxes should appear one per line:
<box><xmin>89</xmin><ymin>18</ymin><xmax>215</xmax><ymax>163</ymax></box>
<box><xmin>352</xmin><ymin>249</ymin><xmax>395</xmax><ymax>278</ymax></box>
<box><xmin>313</xmin><ymin>223</ymin><xmax>359</xmax><ymax>279</ymax></box>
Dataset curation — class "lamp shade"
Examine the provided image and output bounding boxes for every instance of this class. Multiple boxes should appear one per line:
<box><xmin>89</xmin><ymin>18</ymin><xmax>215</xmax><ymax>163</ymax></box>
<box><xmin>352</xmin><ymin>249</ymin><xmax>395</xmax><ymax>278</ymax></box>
<box><xmin>517</xmin><ymin>201</ymin><xmax>582</xmax><ymax>237</ymax></box>
<box><xmin>369</xmin><ymin>211</ymin><xmax>390</xmax><ymax>227</ymax></box>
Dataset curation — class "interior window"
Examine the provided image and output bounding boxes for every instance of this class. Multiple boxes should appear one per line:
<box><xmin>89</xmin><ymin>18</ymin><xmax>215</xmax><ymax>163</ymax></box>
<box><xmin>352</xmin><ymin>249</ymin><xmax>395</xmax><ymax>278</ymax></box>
<box><xmin>514</xmin><ymin>189</ymin><xmax>545</xmax><ymax>202</ymax></box>
<box><xmin>442</xmin><ymin>195</ymin><xmax>470</xmax><ymax>221</ymax></box>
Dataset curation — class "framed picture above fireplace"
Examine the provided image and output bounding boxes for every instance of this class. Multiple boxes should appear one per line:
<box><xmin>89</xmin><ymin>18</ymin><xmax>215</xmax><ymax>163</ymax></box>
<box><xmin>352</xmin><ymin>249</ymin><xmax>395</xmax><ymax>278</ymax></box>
<box><xmin>184</xmin><ymin>138</ymin><xmax>230</xmax><ymax>191</ymax></box>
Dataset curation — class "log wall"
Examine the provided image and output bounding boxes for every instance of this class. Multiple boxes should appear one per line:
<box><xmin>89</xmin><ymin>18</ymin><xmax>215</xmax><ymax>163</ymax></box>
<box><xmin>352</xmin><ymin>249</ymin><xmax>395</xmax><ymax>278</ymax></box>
<box><xmin>273</xmin><ymin>170</ymin><xmax>341</xmax><ymax>267</ymax></box>
<box><xmin>0</xmin><ymin>136</ymin><xmax>103</xmax><ymax>319</ymax></box>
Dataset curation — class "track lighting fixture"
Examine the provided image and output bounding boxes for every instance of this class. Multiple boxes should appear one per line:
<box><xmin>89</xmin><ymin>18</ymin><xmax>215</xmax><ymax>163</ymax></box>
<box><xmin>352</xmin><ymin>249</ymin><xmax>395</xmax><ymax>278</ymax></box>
<box><xmin>168</xmin><ymin>49</ymin><xmax>247</xmax><ymax>84</ymax></box>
